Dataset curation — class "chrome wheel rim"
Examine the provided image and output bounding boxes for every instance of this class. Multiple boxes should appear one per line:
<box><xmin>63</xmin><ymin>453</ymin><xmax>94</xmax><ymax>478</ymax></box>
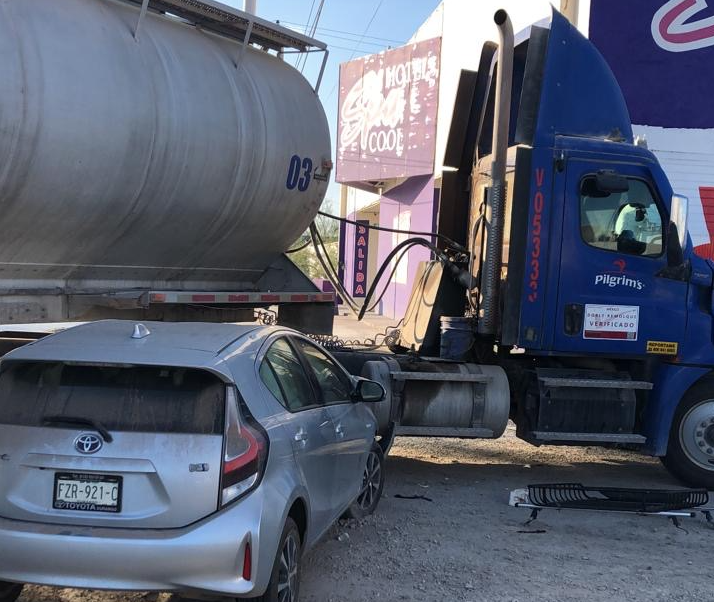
<box><xmin>277</xmin><ymin>532</ymin><xmax>299</xmax><ymax>602</ymax></box>
<box><xmin>679</xmin><ymin>400</ymin><xmax>714</xmax><ymax>471</ymax></box>
<box><xmin>357</xmin><ymin>450</ymin><xmax>382</xmax><ymax>511</ymax></box>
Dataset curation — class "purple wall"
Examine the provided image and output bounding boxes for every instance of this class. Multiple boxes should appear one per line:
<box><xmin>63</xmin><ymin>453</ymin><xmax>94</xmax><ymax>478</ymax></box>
<box><xmin>336</xmin><ymin>38</ymin><xmax>442</xmax><ymax>183</ymax></box>
<box><xmin>590</xmin><ymin>0</ymin><xmax>714</xmax><ymax>128</ymax></box>
<box><xmin>376</xmin><ymin>176</ymin><xmax>436</xmax><ymax>319</ymax></box>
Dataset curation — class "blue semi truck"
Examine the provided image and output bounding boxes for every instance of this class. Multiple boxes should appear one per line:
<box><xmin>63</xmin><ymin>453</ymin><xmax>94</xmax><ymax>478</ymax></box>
<box><xmin>331</xmin><ymin>8</ymin><xmax>714</xmax><ymax>491</ymax></box>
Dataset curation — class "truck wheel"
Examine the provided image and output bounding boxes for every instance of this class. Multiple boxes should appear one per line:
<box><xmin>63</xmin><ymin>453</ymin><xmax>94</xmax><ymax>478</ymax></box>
<box><xmin>662</xmin><ymin>383</ymin><xmax>714</xmax><ymax>489</ymax></box>
<box><xmin>343</xmin><ymin>444</ymin><xmax>385</xmax><ymax>519</ymax></box>
<box><xmin>0</xmin><ymin>582</ymin><xmax>23</xmax><ymax>602</ymax></box>
<box><xmin>254</xmin><ymin>517</ymin><xmax>301</xmax><ymax>602</ymax></box>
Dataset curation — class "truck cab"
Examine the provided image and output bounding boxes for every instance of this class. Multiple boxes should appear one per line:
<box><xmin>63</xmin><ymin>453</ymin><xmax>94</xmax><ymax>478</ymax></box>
<box><xmin>436</xmin><ymin>9</ymin><xmax>714</xmax><ymax>487</ymax></box>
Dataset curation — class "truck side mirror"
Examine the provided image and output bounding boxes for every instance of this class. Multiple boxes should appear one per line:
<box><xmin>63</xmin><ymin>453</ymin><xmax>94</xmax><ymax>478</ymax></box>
<box><xmin>667</xmin><ymin>194</ymin><xmax>688</xmax><ymax>268</ymax></box>
<box><xmin>658</xmin><ymin>194</ymin><xmax>689</xmax><ymax>280</ymax></box>
<box><xmin>666</xmin><ymin>222</ymin><xmax>684</xmax><ymax>268</ymax></box>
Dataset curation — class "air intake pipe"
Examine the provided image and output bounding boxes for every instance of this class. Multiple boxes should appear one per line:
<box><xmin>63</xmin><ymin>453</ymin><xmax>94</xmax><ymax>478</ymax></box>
<box><xmin>478</xmin><ymin>9</ymin><xmax>514</xmax><ymax>336</ymax></box>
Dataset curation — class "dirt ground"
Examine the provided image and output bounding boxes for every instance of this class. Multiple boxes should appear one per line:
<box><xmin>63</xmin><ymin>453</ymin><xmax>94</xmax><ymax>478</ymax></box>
<box><xmin>20</xmin><ymin>428</ymin><xmax>713</xmax><ymax>602</ymax></box>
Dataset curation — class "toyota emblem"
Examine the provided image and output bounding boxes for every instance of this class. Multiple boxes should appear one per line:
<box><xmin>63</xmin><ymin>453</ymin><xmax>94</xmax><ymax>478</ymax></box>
<box><xmin>74</xmin><ymin>433</ymin><xmax>103</xmax><ymax>454</ymax></box>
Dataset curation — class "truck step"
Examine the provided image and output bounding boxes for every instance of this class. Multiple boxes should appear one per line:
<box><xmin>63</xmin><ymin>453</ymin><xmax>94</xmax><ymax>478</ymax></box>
<box><xmin>538</xmin><ymin>377</ymin><xmax>653</xmax><ymax>390</ymax></box>
<box><xmin>532</xmin><ymin>368</ymin><xmax>649</xmax><ymax>435</ymax></box>
<box><xmin>531</xmin><ymin>431</ymin><xmax>646</xmax><ymax>444</ymax></box>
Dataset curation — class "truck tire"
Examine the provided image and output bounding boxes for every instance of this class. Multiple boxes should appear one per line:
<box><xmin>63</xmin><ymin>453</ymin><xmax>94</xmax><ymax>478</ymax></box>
<box><xmin>0</xmin><ymin>582</ymin><xmax>23</xmax><ymax>602</ymax></box>
<box><xmin>662</xmin><ymin>381</ymin><xmax>714</xmax><ymax>489</ymax></box>
<box><xmin>254</xmin><ymin>517</ymin><xmax>301</xmax><ymax>602</ymax></box>
<box><xmin>343</xmin><ymin>443</ymin><xmax>385</xmax><ymax>519</ymax></box>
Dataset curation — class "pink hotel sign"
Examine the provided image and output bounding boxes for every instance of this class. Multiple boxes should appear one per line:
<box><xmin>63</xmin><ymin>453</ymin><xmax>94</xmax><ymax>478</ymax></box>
<box><xmin>336</xmin><ymin>37</ymin><xmax>441</xmax><ymax>183</ymax></box>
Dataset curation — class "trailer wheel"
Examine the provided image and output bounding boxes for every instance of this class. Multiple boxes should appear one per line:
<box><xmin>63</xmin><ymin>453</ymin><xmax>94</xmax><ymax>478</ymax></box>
<box><xmin>662</xmin><ymin>382</ymin><xmax>714</xmax><ymax>489</ymax></box>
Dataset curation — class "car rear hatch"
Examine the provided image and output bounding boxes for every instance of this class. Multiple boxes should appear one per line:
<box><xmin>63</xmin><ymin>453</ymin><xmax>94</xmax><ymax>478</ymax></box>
<box><xmin>0</xmin><ymin>360</ymin><xmax>227</xmax><ymax>528</ymax></box>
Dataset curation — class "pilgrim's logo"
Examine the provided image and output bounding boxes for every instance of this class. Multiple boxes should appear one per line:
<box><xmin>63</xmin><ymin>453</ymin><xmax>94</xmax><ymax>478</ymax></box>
<box><xmin>594</xmin><ymin>259</ymin><xmax>645</xmax><ymax>291</ymax></box>
<box><xmin>652</xmin><ymin>0</ymin><xmax>714</xmax><ymax>52</ymax></box>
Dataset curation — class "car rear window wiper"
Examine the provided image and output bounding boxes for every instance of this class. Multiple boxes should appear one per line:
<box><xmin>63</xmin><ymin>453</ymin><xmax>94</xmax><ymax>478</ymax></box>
<box><xmin>42</xmin><ymin>415</ymin><xmax>114</xmax><ymax>443</ymax></box>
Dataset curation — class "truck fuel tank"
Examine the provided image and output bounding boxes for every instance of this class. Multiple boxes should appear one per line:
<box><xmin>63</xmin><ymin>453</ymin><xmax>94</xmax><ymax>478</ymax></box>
<box><xmin>362</xmin><ymin>359</ymin><xmax>510</xmax><ymax>439</ymax></box>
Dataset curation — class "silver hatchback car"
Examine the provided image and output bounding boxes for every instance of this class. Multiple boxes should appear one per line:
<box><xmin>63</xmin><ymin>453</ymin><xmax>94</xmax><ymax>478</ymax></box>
<box><xmin>0</xmin><ymin>320</ymin><xmax>386</xmax><ymax>602</ymax></box>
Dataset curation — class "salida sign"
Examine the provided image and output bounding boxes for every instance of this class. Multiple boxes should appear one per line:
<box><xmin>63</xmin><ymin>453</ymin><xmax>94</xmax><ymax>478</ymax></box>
<box><xmin>352</xmin><ymin>221</ymin><xmax>370</xmax><ymax>297</ymax></box>
<box><xmin>336</xmin><ymin>37</ymin><xmax>441</xmax><ymax>183</ymax></box>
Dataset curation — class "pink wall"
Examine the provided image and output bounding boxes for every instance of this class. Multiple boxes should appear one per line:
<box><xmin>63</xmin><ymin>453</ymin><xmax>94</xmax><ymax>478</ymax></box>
<box><xmin>376</xmin><ymin>176</ymin><xmax>437</xmax><ymax>319</ymax></box>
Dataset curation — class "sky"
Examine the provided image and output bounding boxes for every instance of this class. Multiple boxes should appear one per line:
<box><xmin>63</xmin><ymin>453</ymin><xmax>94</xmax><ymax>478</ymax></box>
<box><xmin>220</xmin><ymin>0</ymin><xmax>442</xmax><ymax>204</ymax></box>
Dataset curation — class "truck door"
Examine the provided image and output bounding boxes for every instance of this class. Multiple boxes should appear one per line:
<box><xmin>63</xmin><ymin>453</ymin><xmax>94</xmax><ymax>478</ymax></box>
<box><xmin>553</xmin><ymin>159</ymin><xmax>688</xmax><ymax>356</ymax></box>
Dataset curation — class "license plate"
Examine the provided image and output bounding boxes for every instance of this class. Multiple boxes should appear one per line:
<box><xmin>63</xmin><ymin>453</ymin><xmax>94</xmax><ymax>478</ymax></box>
<box><xmin>53</xmin><ymin>472</ymin><xmax>122</xmax><ymax>513</ymax></box>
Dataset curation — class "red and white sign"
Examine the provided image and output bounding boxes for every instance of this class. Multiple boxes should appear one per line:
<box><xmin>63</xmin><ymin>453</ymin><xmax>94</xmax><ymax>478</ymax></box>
<box><xmin>583</xmin><ymin>305</ymin><xmax>639</xmax><ymax>341</ymax></box>
<box><xmin>652</xmin><ymin>0</ymin><xmax>714</xmax><ymax>52</ymax></box>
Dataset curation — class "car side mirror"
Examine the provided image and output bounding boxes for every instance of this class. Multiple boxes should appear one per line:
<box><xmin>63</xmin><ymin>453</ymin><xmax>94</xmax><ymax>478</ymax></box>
<box><xmin>353</xmin><ymin>379</ymin><xmax>386</xmax><ymax>403</ymax></box>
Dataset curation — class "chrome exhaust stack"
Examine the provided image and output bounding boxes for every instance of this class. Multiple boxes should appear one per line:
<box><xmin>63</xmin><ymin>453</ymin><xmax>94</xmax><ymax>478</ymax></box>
<box><xmin>478</xmin><ymin>9</ymin><xmax>514</xmax><ymax>336</ymax></box>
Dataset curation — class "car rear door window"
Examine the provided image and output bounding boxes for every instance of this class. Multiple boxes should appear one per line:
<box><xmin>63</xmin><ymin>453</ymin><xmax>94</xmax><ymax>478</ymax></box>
<box><xmin>0</xmin><ymin>362</ymin><xmax>225</xmax><ymax>434</ymax></box>
<box><xmin>294</xmin><ymin>339</ymin><xmax>352</xmax><ymax>404</ymax></box>
<box><xmin>260</xmin><ymin>338</ymin><xmax>316</xmax><ymax>412</ymax></box>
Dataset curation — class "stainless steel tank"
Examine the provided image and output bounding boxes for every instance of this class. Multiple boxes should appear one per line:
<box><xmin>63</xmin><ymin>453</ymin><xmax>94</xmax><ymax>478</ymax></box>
<box><xmin>0</xmin><ymin>0</ymin><xmax>331</xmax><ymax>291</ymax></box>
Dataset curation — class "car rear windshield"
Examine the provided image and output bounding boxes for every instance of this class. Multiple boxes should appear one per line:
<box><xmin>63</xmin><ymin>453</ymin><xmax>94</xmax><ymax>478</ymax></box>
<box><xmin>0</xmin><ymin>362</ymin><xmax>225</xmax><ymax>435</ymax></box>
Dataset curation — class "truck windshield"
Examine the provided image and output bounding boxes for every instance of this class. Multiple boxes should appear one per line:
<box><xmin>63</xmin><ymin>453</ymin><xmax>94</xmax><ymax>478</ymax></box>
<box><xmin>0</xmin><ymin>362</ymin><xmax>225</xmax><ymax>435</ymax></box>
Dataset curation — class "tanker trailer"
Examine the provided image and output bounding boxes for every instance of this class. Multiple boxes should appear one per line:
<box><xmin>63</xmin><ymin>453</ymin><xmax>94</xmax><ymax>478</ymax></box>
<box><xmin>0</xmin><ymin>0</ymin><xmax>334</xmax><ymax>331</ymax></box>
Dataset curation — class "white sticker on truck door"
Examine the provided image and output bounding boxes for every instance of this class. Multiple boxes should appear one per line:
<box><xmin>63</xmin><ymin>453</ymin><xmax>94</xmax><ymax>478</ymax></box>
<box><xmin>583</xmin><ymin>305</ymin><xmax>639</xmax><ymax>341</ymax></box>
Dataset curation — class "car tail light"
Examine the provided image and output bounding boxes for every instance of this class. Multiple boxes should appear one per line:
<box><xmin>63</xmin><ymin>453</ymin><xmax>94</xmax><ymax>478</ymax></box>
<box><xmin>220</xmin><ymin>386</ymin><xmax>268</xmax><ymax>507</ymax></box>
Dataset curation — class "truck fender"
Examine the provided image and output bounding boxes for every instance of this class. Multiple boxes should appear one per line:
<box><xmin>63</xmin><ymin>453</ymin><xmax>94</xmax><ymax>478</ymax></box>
<box><xmin>643</xmin><ymin>364</ymin><xmax>711</xmax><ymax>456</ymax></box>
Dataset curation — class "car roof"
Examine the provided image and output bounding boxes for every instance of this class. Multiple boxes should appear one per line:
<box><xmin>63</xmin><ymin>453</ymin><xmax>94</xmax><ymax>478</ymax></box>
<box><xmin>2</xmin><ymin>320</ymin><xmax>272</xmax><ymax>377</ymax></box>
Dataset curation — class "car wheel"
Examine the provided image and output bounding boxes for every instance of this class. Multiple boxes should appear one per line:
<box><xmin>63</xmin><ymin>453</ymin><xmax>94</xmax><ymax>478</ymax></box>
<box><xmin>662</xmin><ymin>382</ymin><xmax>714</xmax><ymax>489</ymax></box>
<box><xmin>254</xmin><ymin>517</ymin><xmax>301</xmax><ymax>602</ymax></box>
<box><xmin>344</xmin><ymin>443</ymin><xmax>385</xmax><ymax>519</ymax></box>
<box><xmin>0</xmin><ymin>582</ymin><xmax>23</xmax><ymax>602</ymax></box>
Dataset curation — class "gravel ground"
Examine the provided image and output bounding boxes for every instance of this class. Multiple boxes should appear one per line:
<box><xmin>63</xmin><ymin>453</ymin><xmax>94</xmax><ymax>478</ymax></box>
<box><xmin>19</xmin><ymin>427</ymin><xmax>713</xmax><ymax>602</ymax></box>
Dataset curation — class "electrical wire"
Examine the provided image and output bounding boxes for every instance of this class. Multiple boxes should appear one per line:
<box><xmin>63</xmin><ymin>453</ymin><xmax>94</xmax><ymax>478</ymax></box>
<box><xmin>293</xmin><ymin>0</ymin><xmax>316</xmax><ymax>68</ymax></box>
<box><xmin>365</xmin><ymin>241</ymin><xmax>423</xmax><ymax>313</ymax></box>
<box><xmin>323</xmin><ymin>0</ymin><xmax>385</xmax><ymax>101</ymax></box>
<box><xmin>358</xmin><ymin>237</ymin><xmax>449</xmax><ymax>321</ymax></box>
<box><xmin>299</xmin><ymin>0</ymin><xmax>326</xmax><ymax>72</ymax></box>
<box><xmin>309</xmin><ymin>223</ymin><xmax>361</xmax><ymax>314</ymax></box>
<box><xmin>277</xmin><ymin>20</ymin><xmax>405</xmax><ymax>45</ymax></box>
<box><xmin>317</xmin><ymin>211</ymin><xmax>466</xmax><ymax>252</ymax></box>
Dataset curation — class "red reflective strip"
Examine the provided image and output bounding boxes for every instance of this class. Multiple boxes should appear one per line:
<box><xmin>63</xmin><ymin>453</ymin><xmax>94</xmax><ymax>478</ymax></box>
<box><xmin>192</xmin><ymin>294</ymin><xmax>215</xmax><ymax>303</ymax></box>
<box><xmin>290</xmin><ymin>294</ymin><xmax>309</xmax><ymax>302</ymax></box>
<box><xmin>150</xmin><ymin>293</ymin><xmax>167</xmax><ymax>303</ymax></box>
<box><xmin>229</xmin><ymin>294</ymin><xmax>251</xmax><ymax>302</ymax></box>
<box><xmin>316</xmin><ymin>293</ymin><xmax>335</xmax><ymax>302</ymax></box>
<box><xmin>261</xmin><ymin>294</ymin><xmax>280</xmax><ymax>302</ymax></box>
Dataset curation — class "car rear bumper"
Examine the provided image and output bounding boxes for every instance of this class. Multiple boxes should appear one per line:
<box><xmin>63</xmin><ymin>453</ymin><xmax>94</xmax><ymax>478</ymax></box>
<box><xmin>0</xmin><ymin>491</ymin><xmax>269</xmax><ymax>597</ymax></box>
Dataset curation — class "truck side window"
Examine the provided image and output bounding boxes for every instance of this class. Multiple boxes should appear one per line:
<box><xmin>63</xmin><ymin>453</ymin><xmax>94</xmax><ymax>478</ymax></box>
<box><xmin>580</xmin><ymin>177</ymin><xmax>664</xmax><ymax>257</ymax></box>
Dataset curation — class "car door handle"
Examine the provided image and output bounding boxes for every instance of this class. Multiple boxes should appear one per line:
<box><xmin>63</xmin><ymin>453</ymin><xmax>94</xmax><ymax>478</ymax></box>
<box><xmin>335</xmin><ymin>424</ymin><xmax>344</xmax><ymax>438</ymax></box>
<box><xmin>294</xmin><ymin>429</ymin><xmax>308</xmax><ymax>444</ymax></box>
